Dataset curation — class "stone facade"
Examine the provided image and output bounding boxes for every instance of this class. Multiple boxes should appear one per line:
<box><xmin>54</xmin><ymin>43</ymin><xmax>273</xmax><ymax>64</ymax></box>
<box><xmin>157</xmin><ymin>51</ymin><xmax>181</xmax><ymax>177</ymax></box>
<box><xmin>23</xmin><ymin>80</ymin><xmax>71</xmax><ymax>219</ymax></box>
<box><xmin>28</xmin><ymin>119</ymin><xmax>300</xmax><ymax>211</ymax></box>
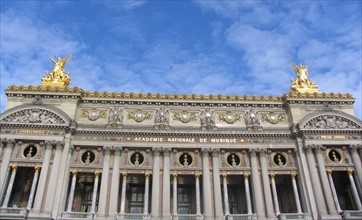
<box><xmin>0</xmin><ymin>85</ymin><xmax>361</xmax><ymax>220</ymax></box>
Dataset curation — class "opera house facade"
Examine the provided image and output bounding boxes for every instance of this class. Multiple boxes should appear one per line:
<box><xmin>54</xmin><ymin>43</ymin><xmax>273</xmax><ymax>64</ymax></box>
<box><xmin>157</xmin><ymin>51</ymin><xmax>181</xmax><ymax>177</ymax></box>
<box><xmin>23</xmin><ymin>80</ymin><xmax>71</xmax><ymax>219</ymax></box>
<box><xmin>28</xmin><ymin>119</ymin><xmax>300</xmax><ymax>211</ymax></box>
<box><xmin>0</xmin><ymin>57</ymin><xmax>361</xmax><ymax>220</ymax></box>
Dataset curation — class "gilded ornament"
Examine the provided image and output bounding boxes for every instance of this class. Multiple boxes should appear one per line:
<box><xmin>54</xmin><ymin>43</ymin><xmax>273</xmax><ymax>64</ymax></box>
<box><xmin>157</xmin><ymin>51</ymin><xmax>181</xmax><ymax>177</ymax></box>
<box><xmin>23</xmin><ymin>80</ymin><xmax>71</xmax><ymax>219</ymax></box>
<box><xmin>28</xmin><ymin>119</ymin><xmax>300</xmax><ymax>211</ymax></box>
<box><xmin>80</xmin><ymin>108</ymin><xmax>107</xmax><ymax>121</ymax></box>
<box><xmin>172</xmin><ymin>111</ymin><xmax>198</xmax><ymax>123</ymax></box>
<box><xmin>261</xmin><ymin>112</ymin><xmax>285</xmax><ymax>124</ymax></box>
<box><xmin>290</xmin><ymin>60</ymin><xmax>319</xmax><ymax>93</ymax></box>
<box><xmin>41</xmin><ymin>55</ymin><xmax>72</xmax><ymax>86</ymax></box>
<box><xmin>127</xmin><ymin>110</ymin><xmax>152</xmax><ymax>122</ymax></box>
<box><xmin>218</xmin><ymin>111</ymin><xmax>242</xmax><ymax>124</ymax></box>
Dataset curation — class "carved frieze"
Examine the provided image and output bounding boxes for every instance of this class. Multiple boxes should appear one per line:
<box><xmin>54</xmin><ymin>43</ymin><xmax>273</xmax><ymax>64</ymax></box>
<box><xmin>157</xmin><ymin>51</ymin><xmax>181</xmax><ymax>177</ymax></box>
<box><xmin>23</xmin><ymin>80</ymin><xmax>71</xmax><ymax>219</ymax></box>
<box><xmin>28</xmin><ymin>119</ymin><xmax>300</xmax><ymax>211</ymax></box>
<box><xmin>244</xmin><ymin>109</ymin><xmax>262</xmax><ymax>130</ymax></box>
<box><xmin>108</xmin><ymin>107</ymin><xmax>124</xmax><ymax>127</ymax></box>
<box><xmin>218</xmin><ymin>111</ymin><xmax>242</xmax><ymax>124</ymax></box>
<box><xmin>172</xmin><ymin>110</ymin><xmax>198</xmax><ymax>123</ymax></box>
<box><xmin>303</xmin><ymin>115</ymin><xmax>361</xmax><ymax>129</ymax></box>
<box><xmin>154</xmin><ymin>107</ymin><xmax>170</xmax><ymax>129</ymax></box>
<box><xmin>1</xmin><ymin>109</ymin><xmax>66</xmax><ymax>124</ymax></box>
<box><xmin>200</xmin><ymin>109</ymin><xmax>217</xmax><ymax>130</ymax></box>
<box><xmin>127</xmin><ymin>110</ymin><xmax>152</xmax><ymax>122</ymax></box>
<box><xmin>261</xmin><ymin>112</ymin><xmax>285</xmax><ymax>124</ymax></box>
<box><xmin>80</xmin><ymin>108</ymin><xmax>107</xmax><ymax>121</ymax></box>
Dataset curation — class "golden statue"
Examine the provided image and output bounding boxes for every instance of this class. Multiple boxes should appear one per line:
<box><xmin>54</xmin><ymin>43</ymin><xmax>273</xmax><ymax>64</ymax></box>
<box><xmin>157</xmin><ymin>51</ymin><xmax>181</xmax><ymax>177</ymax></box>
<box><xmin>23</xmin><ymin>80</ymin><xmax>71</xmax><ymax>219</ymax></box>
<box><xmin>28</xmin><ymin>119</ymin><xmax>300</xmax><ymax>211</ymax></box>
<box><xmin>290</xmin><ymin>60</ymin><xmax>319</xmax><ymax>93</ymax></box>
<box><xmin>41</xmin><ymin>55</ymin><xmax>72</xmax><ymax>86</ymax></box>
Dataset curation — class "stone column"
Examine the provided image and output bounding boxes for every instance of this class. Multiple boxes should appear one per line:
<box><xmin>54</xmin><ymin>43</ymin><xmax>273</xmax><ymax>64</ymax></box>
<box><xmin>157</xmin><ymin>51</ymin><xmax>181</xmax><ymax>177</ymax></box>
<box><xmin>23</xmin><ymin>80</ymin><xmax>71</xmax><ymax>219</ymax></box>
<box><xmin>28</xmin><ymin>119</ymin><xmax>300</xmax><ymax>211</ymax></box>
<box><xmin>222</xmin><ymin>173</ymin><xmax>230</xmax><ymax>216</ymax></box>
<box><xmin>109</xmin><ymin>147</ymin><xmax>122</xmax><ymax>216</ymax></box>
<box><xmin>347</xmin><ymin>170</ymin><xmax>362</xmax><ymax>210</ymax></box>
<box><xmin>151</xmin><ymin>148</ymin><xmax>161</xmax><ymax>219</ymax></box>
<box><xmin>0</xmin><ymin>139</ymin><xmax>15</xmax><ymax>194</ymax></box>
<box><xmin>326</xmin><ymin>170</ymin><xmax>342</xmax><ymax>213</ymax></box>
<box><xmin>269</xmin><ymin>173</ymin><xmax>280</xmax><ymax>216</ymax></box>
<box><xmin>144</xmin><ymin>173</ymin><xmax>150</xmax><ymax>216</ymax></box>
<box><xmin>44</xmin><ymin>141</ymin><xmax>64</xmax><ymax>213</ymax></box>
<box><xmin>91</xmin><ymin>172</ymin><xmax>100</xmax><ymax>213</ymax></box>
<box><xmin>119</xmin><ymin>173</ymin><xmax>128</xmax><ymax>215</ymax></box>
<box><xmin>259</xmin><ymin>149</ymin><xmax>274</xmax><ymax>217</ymax></box>
<box><xmin>244</xmin><ymin>173</ymin><xmax>253</xmax><ymax>215</ymax></box>
<box><xmin>66</xmin><ymin>171</ymin><xmax>77</xmax><ymax>212</ymax></box>
<box><xmin>314</xmin><ymin>145</ymin><xmax>337</xmax><ymax>215</ymax></box>
<box><xmin>97</xmin><ymin>146</ymin><xmax>112</xmax><ymax>217</ymax></box>
<box><xmin>195</xmin><ymin>173</ymin><xmax>202</xmax><ymax>216</ymax></box>
<box><xmin>291</xmin><ymin>173</ymin><xmax>303</xmax><ymax>214</ymax></box>
<box><xmin>304</xmin><ymin>145</ymin><xmax>327</xmax><ymax>215</ymax></box>
<box><xmin>2</xmin><ymin>165</ymin><xmax>17</xmax><ymax>207</ymax></box>
<box><xmin>32</xmin><ymin>141</ymin><xmax>53</xmax><ymax>213</ymax></box>
<box><xmin>27</xmin><ymin>166</ymin><xmax>41</xmax><ymax>210</ymax></box>
<box><xmin>162</xmin><ymin>148</ymin><xmax>171</xmax><ymax>219</ymax></box>
<box><xmin>211</xmin><ymin>149</ymin><xmax>223</xmax><ymax>219</ymax></box>
<box><xmin>350</xmin><ymin>145</ymin><xmax>362</xmax><ymax>185</ymax></box>
<box><xmin>249</xmin><ymin>149</ymin><xmax>266</xmax><ymax>218</ymax></box>
<box><xmin>172</xmin><ymin>173</ymin><xmax>178</xmax><ymax>216</ymax></box>
<box><xmin>0</xmin><ymin>139</ymin><xmax>4</xmax><ymax>160</ymax></box>
<box><xmin>201</xmin><ymin>148</ymin><xmax>213</xmax><ymax>220</ymax></box>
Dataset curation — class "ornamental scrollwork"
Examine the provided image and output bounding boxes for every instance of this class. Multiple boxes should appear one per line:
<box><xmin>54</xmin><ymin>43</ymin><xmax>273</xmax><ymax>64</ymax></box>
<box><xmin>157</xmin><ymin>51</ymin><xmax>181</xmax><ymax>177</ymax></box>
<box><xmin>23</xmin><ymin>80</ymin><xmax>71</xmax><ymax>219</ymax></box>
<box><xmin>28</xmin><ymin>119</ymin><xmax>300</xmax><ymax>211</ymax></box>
<box><xmin>127</xmin><ymin>110</ymin><xmax>152</xmax><ymax>122</ymax></box>
<box><xmin>1</xmin><ymin>109</ymin><xmax>66</xmax><ymax>124</ymax></box>
<box><xmin>172</xmin><ymin>111</ymin><xmax>198</xmax><ymax>123</ymax></box>
<box><xmin>108</xmin><ymin>107</ymin><xmax>124</xmax><ymax>127</ymax></box>
<box><xmin>81</xmin><ymin>108</ymin><xmax>107</xmax><ymax>121</ymax></box>
<box><xmin>261</xmin><ymin>112</ymin><xmax>285</xmax><ymax>124</ymax></box>
<box><xmin>303</xmin><ymin>115</ymin><xmax>360</xmax><ymax>129</ymax></box>
<box><xmin>218</xmin><ymin>111</ymin><xmax>242</xmax><ymax>124</ymax></box>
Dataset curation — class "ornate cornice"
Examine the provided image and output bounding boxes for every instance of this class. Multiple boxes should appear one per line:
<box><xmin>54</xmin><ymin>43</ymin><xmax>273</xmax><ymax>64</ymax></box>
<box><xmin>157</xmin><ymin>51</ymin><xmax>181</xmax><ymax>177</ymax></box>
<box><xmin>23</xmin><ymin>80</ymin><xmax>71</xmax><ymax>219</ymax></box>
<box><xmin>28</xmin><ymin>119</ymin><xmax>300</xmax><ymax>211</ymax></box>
<box><xmin>6</xmin><ymin>85</ymin><xmax>83</xmax><ymax>93</ymax></box>
<box><xmin>283</xmin><ymin>92</ymin><xmax>354</xmax><ymax>99</ymax></box>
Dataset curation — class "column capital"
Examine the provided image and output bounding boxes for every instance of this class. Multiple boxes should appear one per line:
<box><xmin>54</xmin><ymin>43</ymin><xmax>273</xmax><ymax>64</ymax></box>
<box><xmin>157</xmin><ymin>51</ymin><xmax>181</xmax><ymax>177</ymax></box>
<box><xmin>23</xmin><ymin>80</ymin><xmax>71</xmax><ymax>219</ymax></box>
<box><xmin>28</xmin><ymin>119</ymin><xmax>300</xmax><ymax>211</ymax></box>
<box><xmin>162</xmin><ymin>148</ymin><xmax>171</xmax><ymax>156</ymax></box>
<box><xmin>244</xmin><ymin>172</ymin><xmax>251</xmax><ymax>179</ymax></box>
<box><xmin>95</xmin><ymin>171</ymin><xmax>101</xmax><ymax>177</ymax></box>
<box><xmin>172</xmin><ymin>172</ymin><xmax>178</xmax><ymax>178</ymax></box>
<box><xmin>11</xmin><ymin>165</ymin><xmax>18</xmax><ymax>171</ymax></box>
<box><xmin>5</xmin><ymin>138</ymin><xmax>16</xmax><ymax>148</ymax></box>
<box><xmin>45</xmin><ymin>140</ymin><xmax>54</xmax><ymax>150</ymax></box>
<box><xmin>291</xmin><ymin>172</ymin><xmax>297</xmax><ymax>178</ymax></box>
<box><xmin>313</xmin><ymin>144</ymin><xmax>324</xmax><ymax>153</ymax></box>
<box><xmin>211</xmin><ymin>148</ymin><xmax>220</xmax><ymax>157</ymax></box>
<box><xmin>55</xmin><ymin>141</ymin><xmax>64</xmax><ymax>150</ymax></box>
<box><xmin>258</xmin><ymin>148</ymin><xmax>268</xmax><ymax>156</ymax></box>
<box><xmin>195</xmin><ymin>172</ymin><xmax>202</xmax><ymax>178</ymax></box>
<box><xmin>145</xmin><ymin>172</ymin><xmax>151</xmax><ymax>178</ymax></box>
<box><xmin>249</xmin><ymin>148</ymin><xmax>258</xmax><ymax>157</ymax></box>
<box><xmin>152</xmin><ymin>147</ymin><xmax>161</xmax><ymax>156</ymax></box>
<box><xmin>349</xmin><ymin>144</ymin><xmax>359</xmax><ymax>153</ymax></box>
<box><xmin>221</xmin><ymin>172</ymin><xmax>227</xmax><ymax>178</ymax></box>
<box><xmin>71</xmin><ymin>170</ymin><xmax>78</xmax><ymax>177</ymax></box>
<box><xmin>114</xmin><ymin>146</ymin><xmax>122</xmax><ymax>155</ymax></box>
<box><xmin>326</xmin><ymin>169</ymin><xmax>332</xmax><ymax>176</ymax></box>
<box><xmin>201</xmin><ymin>148</ymin><xmax>210</xmax><ymax>157</ymax></box>
<box><xmin>347</xmin><ymin>169</ymin><xmax>354</xmax><ymax>176</ymax></box>
<box><xmin>122</xmin><ymin>172</ymin><xmax>128</xmax><ymax>177</ymax></box>
<box><xmin>303</xmin><ymin>145</ymin><xmax>314</xmax><ymax>153</ymax></box>
<box><xmin>35</xmin><ymin>166</ymin><xmax>41</xmax><ymax>172</ymax></box>
<box><xmin>269</xmin><ymin>173</ymin><xmax>276</xmax><ymax>178</ymax></box>
<box><xmin>103</xmin><ymin>146</ymin><xmax>112</xmax><ymax>155</ymax></box>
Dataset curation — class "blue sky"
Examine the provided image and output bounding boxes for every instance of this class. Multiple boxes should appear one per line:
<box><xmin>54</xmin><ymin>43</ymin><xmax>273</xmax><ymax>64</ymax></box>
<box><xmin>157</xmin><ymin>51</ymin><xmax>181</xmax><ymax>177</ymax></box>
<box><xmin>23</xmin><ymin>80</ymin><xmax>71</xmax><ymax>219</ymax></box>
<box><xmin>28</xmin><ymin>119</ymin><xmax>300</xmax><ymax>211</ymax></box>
<box><xmin>1</xmin><ymin>1</ymin><xmax>361</xmax><ymax>119</ymax></box>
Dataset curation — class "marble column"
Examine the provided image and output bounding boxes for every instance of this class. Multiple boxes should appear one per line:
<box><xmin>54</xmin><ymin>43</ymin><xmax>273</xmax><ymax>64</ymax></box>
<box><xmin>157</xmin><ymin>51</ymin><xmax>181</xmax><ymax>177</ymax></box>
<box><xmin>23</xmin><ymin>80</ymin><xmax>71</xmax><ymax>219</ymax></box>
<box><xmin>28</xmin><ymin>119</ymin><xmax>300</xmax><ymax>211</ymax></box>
<box><xmin>2</xmin><ymin>165</ymin><xmax>17</xmax><ymax>207</ymax></box>
<box><xmin>151</xmin><ymin>148</ymin><xmax>161</xmax><ymax>219</ymax></box>
<box><xmin>91</xmin><ymin>172</ymin><xmax>100</xmax><ymax>213</ymax></box>
<box><xmin>144</xmin><ymin>173</ymin><xmax>150</xmax><ymax>216</ymax></box>
<box><xmin>172</xmin><ymin>173</ymin><xmax>178</xmax><ymax>216</ymax></box>
<box><xmin>314</xmin><ymin>145</ymin><xmax>338</xmax><ymax>215</ymax></box>
<box><xmin>0</xmin><ymin>139</ymin><xmax>15</xmax><ymax>195</ymax></box>
<box><xmin>120</xmin><ymin>173</ymin><xmax>128</xmax><ymax>215</ymax></box>
<box><xmin>27</xmin><ymin>166</ymin><xmax>41</xmax><ymax>210</ymax></box>
<box><xmin>222</xmin><ymin>173</ymin><xmax>230</xmax><ymax>216</ymax></box>
<box><xmin>44</xmin><ymin>141</ymin><xmax>64</xmax><ymax>213</ymax></box>
<box><xmin>259</xmin><ymin>149</ymin><xmax>274</xmax><ymax>217</ymax></box>
<box><xmin>195</xmin><ymin>173</ymin><xmax>202</xmax><ymax>216</ymax></box>
<box><xmin>350</xmin><ymin>145</ymin><xmax>362</xmax><ymax>185</ymax></box>
<box><xmin>32</xmin><ymin>141</ymin><xmax>53</xmax><ymax>213</ymax></box>
<box><xmin>244</xmin><ymin>173</ymin><xmax>253</xmax><ymax>215</ymax></box>
<box><xmin>109</xmin><ymin>147</ymin><xmax>122</xmax><ymax>216</ymax></box>
<box><xmin>162</xmin><ymin>148</ymin><xmax>171</xmax><ymax>219</ymax></box>
<box><xmin>326</xmin><ymin>170</ymin><xmax>342</xmax><ymax>213</ymax></box>
<box><xmin>249</xmin><ymin>149</ymin><xmax>266</xmax><ymax>218</ymax></box>
<box><xmin>201</xmin><ymin>148</ymin><xmax>213</xmax><ymax>220</ymax></box>
<box><xmin>304</xmin><ymin>145</ymin><xmax>327</xmax><ymax>215</ymax></box>
<box><xmin>97</xmin><ymin>146</ymin><xmax>112</xmax><ymax>217</ymax></box>
<box><xmin>66</xmin><ymin>171</ymin><xmax>77</xmax><ymax>212</ymax></box>
<box><xmin>269</xmin><ymin>173</ymin><xmax>280</xmax><ymax>216</ymax></box>
<box><xmin>0</xmin><ymin>139</ymin><xmax>4</xmax><ymax>160</ymax></box>
<box><xmin>291</xmin><ymin>173</ymin><xmax>303</xmax><ymax>214</ymax></box>
<box><xmin>212</xmin><ymin>149</ymin><xmax>223</xmax><ymax>219</ymax></box>
<box><xmin>347</xmin><ymin>170</ymin><xmax>362</xmax><ymax>210</ymax></box>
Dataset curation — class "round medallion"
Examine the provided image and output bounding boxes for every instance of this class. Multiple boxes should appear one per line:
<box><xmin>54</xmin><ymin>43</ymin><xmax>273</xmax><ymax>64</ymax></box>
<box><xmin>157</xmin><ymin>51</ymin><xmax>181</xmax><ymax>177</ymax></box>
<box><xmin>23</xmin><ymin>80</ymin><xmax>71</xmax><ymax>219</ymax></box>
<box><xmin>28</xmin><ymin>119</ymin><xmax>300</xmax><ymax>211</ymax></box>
<box><xmin>273</xmin><ymin>153</ymin><xmax>286</xmax><ymax>167</ymax></box>
<box><xmin>227</xmin><ymin>153</ymin><xmax>240</xmax><ymax>167</ymax></box>
<box><xmin>88</xmin><ymin>109</ymin><xmax>100</xmax><ymax>121</ymax></box>
<box><xmin>130</xmin><ymin>152</ymin><xmax>144</xmax><ymax>166</ymax></box>
<box><xmin>328</xmin><ymin>150</ymin><xmax>341</xmax><ymax>163</ymax></box>
<box><xmin>81</xmin><ymin>151</ymin><xmax>96</xmax><ymax>165</ymax></box>
<box><xmin>24</xmin><ymin>145</ymin><xmax>37</xmax><ymax>158</ymax></box>
<box><xmin>179</xmin><ymin>153</ymin><xmax>193</xmax><ymax>167</ymax></box>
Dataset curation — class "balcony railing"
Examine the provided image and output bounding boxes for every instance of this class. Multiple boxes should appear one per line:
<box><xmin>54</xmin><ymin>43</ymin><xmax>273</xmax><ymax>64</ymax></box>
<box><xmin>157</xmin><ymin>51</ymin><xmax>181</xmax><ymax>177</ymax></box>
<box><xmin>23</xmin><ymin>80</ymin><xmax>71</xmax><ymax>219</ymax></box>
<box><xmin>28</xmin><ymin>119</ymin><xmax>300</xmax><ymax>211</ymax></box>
<box><xmin>116</xmin><ymin>213</ymin><xmax>151</xmax><ymax>220</ymax></box>
<box><xmin>225</xmin><ymin>214</ymin><xmax>257</xmax><ymax>220</ymax></box>
<box><xmin>61</xmin><ymin>211</ymin><xmax>94</xmax><ymax>220</ymax></box>
<box><xmin>172</xmin><ymin>214</ymin><xmax>204</xmax><ymax>220</ymax></box>
<box><xmin>342</xmin><ymin>210</ymin><xmax>362</xmax><ymax>220</ymax></box>
<box><xmin>0</xmin><ymin>207</ymin><xmax>28</xmax><ymax>219</ymax></box>
<box><xmin>278</xmin><ymin>213</ymin><xmax>308</xmax><ymax>220</ymax></box>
